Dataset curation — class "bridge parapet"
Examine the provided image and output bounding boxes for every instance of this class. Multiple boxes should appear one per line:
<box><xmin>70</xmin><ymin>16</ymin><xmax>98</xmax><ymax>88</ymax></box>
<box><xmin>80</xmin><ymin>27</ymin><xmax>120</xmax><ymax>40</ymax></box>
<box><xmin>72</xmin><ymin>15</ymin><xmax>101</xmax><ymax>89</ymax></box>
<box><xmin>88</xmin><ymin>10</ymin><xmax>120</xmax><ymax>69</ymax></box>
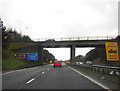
<box><xmin>33</xmin><ymin>36</ymin><xmax>117</xmax><ymax>42</ymax></box>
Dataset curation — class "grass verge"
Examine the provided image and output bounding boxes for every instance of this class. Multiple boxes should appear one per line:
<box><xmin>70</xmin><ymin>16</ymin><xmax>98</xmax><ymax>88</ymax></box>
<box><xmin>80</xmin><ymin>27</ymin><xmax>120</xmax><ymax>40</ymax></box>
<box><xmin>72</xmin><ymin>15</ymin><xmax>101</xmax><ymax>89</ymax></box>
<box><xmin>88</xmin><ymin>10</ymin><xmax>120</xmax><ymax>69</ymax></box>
<box><xmin>2</xmin><ymin>58</ymin><xmax>26</xmax><ymax>70</ymax></box>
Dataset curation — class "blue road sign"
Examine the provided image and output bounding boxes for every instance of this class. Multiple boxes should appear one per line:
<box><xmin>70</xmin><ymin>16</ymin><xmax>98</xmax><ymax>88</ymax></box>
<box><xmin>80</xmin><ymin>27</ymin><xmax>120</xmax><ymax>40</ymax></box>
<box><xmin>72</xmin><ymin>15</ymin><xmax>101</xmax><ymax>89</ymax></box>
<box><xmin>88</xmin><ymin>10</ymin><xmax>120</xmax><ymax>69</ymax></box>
<box><xmin>27</xmin><ymin>53</ymin><xmax>38</xmax><ymax>60</ymax></box>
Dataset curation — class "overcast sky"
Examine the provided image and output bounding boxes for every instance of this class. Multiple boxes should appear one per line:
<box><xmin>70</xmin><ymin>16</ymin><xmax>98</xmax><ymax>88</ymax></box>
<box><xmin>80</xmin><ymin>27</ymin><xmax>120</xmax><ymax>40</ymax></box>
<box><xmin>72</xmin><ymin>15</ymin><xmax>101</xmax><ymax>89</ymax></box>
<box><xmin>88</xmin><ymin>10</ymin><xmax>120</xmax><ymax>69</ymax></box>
<box><xmin>0</xmin><ymin>0</ymin><xmax>119</xmax><ymax>60</ymax></box>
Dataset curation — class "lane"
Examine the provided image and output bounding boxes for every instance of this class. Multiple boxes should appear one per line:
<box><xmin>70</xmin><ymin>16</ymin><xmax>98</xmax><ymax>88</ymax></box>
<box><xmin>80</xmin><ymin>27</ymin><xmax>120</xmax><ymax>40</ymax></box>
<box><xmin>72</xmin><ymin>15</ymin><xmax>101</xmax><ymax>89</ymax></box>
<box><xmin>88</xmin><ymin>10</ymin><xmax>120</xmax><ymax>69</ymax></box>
<box><xmin>2</xmin><ymin>65</ymin><xmax>52</xmax><ymax>89</ymax></box>
<box><xmin>21</xmin><ymin>65</ymin><xmax>106</xmax><ymax>90</ymax></box>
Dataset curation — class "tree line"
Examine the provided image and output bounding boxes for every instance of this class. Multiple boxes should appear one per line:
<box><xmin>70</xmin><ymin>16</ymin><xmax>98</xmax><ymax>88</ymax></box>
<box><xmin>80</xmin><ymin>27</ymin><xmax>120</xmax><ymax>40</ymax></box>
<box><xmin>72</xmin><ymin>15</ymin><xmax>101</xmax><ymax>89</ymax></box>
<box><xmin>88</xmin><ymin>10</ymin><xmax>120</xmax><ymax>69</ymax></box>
<box><xmin>1</xmin><ymin>18</ymin><xmax>33</xmax><ymax>49</ymax></box>
<box><xmin>1</xmin><ymin>18</ymin><xmax>55</xmax><ymax>63</ymax></box>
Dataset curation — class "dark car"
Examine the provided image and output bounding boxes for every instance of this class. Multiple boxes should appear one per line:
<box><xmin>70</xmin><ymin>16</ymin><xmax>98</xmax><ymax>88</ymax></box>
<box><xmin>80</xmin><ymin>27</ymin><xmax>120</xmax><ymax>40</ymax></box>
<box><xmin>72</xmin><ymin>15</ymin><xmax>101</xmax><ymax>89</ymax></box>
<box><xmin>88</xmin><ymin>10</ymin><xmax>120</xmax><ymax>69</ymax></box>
<box><xmin>46</xmin><ymin>39</ymin><xmax>55</xmax><ymax>42</ymax></box>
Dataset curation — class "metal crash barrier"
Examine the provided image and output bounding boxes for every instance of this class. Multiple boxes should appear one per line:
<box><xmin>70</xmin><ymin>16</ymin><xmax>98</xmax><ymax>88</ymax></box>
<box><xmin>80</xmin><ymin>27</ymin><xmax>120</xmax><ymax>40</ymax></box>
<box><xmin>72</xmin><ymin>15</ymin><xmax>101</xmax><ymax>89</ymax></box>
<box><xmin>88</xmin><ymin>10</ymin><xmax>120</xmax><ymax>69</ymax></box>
<box><xmin>69</xmin><ymin>63</ymin><xmax>120</xmax><ymax>76</ymax></box>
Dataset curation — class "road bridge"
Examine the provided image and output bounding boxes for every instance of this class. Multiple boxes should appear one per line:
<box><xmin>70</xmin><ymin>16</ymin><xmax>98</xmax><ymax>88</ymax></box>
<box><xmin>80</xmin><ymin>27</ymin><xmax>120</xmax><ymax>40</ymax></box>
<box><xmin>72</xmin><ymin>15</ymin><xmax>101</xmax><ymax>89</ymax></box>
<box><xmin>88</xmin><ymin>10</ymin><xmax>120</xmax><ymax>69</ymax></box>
<box><xmin>30</xmin><ymin>36</ymin><xmax>118</xmax><ymax>63</ymax></box>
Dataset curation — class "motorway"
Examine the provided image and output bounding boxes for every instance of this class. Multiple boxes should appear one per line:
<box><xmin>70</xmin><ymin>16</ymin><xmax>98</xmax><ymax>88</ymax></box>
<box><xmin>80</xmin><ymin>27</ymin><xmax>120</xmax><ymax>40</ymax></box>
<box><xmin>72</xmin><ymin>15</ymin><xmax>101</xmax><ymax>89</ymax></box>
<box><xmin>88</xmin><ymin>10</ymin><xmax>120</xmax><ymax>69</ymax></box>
<box><xmin>2</xmin><ymin>63</ymin><xmax>109</xmax><ymax>91</ymax></box>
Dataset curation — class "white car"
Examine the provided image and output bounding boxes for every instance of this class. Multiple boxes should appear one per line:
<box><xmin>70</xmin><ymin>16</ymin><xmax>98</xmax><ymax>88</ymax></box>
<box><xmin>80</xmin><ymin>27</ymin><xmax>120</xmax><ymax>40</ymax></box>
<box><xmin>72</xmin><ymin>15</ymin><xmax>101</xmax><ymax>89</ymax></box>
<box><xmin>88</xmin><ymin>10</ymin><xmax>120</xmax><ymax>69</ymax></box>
<box><xmin>86</xmin><ymin>61</ymin><xmax>92</xmax><ymax>65</ymax></box>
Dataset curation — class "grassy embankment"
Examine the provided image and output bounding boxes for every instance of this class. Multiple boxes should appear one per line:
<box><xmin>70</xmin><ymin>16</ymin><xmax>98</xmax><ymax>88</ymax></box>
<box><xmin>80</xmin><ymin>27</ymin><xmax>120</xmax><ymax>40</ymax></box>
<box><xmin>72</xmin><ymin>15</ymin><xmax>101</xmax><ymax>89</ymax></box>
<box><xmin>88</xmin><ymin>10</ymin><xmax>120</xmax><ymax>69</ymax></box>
<box><xmin>2</xmin><ymin>43</ymin><xmax>29</xmax><ymax>70</ymax></box>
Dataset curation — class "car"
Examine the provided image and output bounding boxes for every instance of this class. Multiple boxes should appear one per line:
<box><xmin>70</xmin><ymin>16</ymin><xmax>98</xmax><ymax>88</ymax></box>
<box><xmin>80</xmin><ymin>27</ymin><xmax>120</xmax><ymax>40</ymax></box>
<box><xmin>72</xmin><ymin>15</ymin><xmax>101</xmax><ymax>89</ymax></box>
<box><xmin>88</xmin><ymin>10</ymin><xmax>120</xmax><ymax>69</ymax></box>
<box><xmin>53</xmin><ymin>60</ymin><xmax>62</xmax><ymax>68</ymax></box>
<box><xmin>46</xmin><ymin>39</ymin><xmax>55</xmax><ymax>42</ymax></box>
<box><xmin>86</xmin><ymin>61</ymin><xmax>92</xmax><ymax>65</ymax></box>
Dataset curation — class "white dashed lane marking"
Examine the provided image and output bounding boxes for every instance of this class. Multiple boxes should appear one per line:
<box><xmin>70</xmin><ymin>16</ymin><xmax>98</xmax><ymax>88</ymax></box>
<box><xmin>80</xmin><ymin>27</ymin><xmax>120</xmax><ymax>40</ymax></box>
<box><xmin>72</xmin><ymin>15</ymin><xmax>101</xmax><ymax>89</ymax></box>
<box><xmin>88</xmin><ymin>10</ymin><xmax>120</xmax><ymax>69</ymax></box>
<box><xmin>26</xmin><ymin>78</ymin><xmax>35</xmax><ymax>84</ymax></box>
<box><xmin>42</xmin><ymin>72</ymin><xmax>45</xmax><ymax>74</ymax></box>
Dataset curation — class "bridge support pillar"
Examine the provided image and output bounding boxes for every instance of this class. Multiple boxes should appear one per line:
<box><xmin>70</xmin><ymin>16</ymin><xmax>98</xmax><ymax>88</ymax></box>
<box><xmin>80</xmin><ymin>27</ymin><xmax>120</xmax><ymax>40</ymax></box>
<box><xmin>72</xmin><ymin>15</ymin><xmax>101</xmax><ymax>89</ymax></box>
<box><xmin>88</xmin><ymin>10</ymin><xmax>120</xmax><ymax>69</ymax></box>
<box><xmin>38</xmin><ymin>46</ymin><xmax>43</xmax><ymax>64</ymax></box>
<box><xmin>70</xmin><ymin>45</ymin><xmax>76</xmax><ymax>62</ymax></box>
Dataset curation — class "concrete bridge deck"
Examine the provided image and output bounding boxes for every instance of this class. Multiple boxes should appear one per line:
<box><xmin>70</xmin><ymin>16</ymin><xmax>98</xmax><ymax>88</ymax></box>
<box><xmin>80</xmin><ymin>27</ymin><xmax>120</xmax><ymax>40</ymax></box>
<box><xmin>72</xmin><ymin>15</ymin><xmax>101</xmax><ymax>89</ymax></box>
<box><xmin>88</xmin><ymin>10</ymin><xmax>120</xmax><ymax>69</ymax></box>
<box><xmin>31</xmin><ymin>38</ymin><xmax>117</xmax><ymax>48</ymax></box>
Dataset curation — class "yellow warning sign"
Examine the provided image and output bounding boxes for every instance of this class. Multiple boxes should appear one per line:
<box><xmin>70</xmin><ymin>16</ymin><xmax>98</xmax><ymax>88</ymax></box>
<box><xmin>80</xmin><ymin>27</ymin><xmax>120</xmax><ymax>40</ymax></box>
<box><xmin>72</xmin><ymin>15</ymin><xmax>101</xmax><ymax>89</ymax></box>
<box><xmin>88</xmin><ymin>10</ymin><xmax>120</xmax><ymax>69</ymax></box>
<box><xmin>66</xmin><ymin>60</ymin><xmax>68</xmax><ymax>63</ymax></box>
<box><xmin>50</xmin><ymin>60</ymin><xmax>52</xmax><ymax>64</ymax></box>
<box><xmin>105</xmin><ymin>42</ymin><xmax>119</xmax><ymax>61</ymax></box>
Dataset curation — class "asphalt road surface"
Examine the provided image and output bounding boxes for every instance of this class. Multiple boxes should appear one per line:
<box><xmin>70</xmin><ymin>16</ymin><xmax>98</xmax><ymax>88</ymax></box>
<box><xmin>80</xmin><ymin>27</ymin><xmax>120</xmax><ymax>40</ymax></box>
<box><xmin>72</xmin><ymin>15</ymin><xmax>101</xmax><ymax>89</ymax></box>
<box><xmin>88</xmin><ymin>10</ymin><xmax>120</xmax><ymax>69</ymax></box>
<box><xmin>2</xmin><ymin>63</ymin><xmax>108</xmax><ymax>91</ymax></box>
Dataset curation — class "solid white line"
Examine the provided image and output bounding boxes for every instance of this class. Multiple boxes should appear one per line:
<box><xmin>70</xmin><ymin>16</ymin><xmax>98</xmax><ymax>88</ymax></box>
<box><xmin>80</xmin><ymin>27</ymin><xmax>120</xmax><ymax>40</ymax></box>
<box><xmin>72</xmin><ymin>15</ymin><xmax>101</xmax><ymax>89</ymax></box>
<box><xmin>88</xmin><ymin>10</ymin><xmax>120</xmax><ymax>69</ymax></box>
<box><xmin>47</xmin><ymin>69</ymin><xmax>49</xmax><ymax>70</ymax></box>
<box><xmin>26</xmin><ymin>78</ymin><xmax>35</xmax><ymax>84</ymax></box>
<box><xmin>2</xmin><ymin>71</ymin><xmax>17</xmax><ymax>75</ymax></box>
<box><xmin>67</xmin><ymin>66</ymin><xmax>112</xmax><ymax>91</ymax></box>
<box><xmin>42</xmin><ymin>72</ymin><xmax>45</xmax><ymax>74</ymax></box>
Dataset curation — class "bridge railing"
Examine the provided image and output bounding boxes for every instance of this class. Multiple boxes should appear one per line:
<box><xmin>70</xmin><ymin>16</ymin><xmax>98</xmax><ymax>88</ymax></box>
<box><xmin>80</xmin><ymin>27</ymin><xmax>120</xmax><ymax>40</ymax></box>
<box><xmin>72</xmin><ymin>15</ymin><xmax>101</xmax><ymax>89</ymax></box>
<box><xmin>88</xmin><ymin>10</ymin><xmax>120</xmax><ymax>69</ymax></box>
<box><xmin>33</xmin><ymin>36</ymin><xmax>117</xmax><ymax>42</ymax></box>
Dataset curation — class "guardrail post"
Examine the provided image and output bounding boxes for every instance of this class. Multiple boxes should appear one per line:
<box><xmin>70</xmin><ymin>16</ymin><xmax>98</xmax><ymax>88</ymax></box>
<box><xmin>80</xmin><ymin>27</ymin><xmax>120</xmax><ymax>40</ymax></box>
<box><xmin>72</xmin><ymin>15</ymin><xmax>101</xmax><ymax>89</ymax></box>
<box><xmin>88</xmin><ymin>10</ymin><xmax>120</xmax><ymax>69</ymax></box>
<box><xmin>107</xmin><ymin>69</ymin><xmax>110</xmax><ymax>75</ymax></box>
<box><xmin>102</xmin><ymin>69</ymin><xmax>105</xmax><ymax>74</ymax></box>
<box><xmin>98</xmin><ymin>67</ymin><xmax>100</xmax><ymax>72</ymax></box>
<box><xmin>91</xmin><ymin>67</ymin><xmax>93</xmax><ymax>71</ymax></box>
<box><xmin>90</xmin><ymin>67</ymin><xmax>92</xmax><ymax>71</ymax></box>
<box><xmin>94</xmin><ymin>68</ymin><xmax>96</xmax><ymax>72</ymax></box>
<box><xmin>113</xmin><ymin>71</ymin><xmax>116</xmax><ymax>76</ymax></box>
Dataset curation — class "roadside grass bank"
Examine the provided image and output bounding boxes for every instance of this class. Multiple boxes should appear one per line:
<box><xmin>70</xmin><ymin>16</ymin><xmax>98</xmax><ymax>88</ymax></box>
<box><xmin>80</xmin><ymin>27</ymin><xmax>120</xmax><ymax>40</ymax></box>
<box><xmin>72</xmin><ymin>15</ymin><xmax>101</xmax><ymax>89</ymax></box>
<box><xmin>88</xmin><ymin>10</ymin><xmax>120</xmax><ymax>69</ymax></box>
<box><xmin>2</xmin><ymin>58</ymin><xmax>27</xmax><ymax>71</ymax></box>
<box><xmin>2</xmin><ymin>42</ymin><xmax>49</xmax><ymax>73</ymax></box>
<box><xmin>2</xmin><ymin>43</ymin><xmax>29</xmax><ymax>72</ymax></box>
<box><xmin>2</xmin><ymin>49</ymin><xmax>44</xmax><ymax>73</ymax></box>
<box><xmin>2</xmin><ymin>58</ymin><xmax>44</xmax><ymax>73</ymax></box>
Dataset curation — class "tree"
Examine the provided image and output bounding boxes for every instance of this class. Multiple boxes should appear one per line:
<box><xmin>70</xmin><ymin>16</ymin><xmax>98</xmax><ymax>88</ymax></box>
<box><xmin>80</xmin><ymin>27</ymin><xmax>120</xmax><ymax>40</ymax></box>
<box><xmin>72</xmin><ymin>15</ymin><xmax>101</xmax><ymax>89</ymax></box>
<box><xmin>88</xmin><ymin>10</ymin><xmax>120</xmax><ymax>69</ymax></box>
<box><xmin>0</xmin><ymin>18</ymin><xmax>9</xmax><ymax>49</ymax></box>
<box><xmin>43</xmin><ymin>50</ymin><xmax>55</xmax><ymax>63</ymax></box>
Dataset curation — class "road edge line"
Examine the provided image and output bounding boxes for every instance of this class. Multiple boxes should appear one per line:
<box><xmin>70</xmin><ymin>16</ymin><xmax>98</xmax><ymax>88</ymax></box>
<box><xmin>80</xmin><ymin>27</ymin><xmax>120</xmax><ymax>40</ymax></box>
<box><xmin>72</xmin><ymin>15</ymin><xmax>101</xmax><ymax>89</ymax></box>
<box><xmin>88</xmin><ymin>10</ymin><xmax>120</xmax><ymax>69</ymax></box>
<box><xmin>67</xmin><ymin>66</ymin><xmax>112</xmax><ymax>91</ymax></box>
<box><xmin>2</xmin><ymin>66</ymin><xmax>40</xmax><ymax>75</ymax></box>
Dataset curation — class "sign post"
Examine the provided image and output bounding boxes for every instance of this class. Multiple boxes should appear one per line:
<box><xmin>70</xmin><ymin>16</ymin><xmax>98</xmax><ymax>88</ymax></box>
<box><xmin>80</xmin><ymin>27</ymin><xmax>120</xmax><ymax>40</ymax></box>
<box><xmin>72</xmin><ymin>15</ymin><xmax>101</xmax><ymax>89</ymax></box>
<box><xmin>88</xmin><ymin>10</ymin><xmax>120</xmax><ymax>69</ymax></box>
<box><xmin>105</xmin><ymin>42</ymin><xmax>119</xmax><ymax>61</ymax></box>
